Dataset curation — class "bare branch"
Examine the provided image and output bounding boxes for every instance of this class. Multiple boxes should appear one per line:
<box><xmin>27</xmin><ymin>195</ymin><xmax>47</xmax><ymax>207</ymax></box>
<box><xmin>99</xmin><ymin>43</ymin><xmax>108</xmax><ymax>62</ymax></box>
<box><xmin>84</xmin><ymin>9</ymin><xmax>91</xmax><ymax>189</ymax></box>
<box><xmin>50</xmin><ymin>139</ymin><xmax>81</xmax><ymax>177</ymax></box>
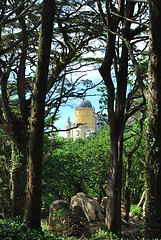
<box><xmin>45</xmin><ymin>122</ymin><xmax>86</xmax><ymax>134</ymax></box>
<box><xmin>111</xmin><ymin>11</ymin><xmax>149</xmax><ymax>28</ymax></box>
<box><xmin>0</xmin><ymin>21</ymin><xmax>41</xmax><ymax>56</ymax></box>
<box><xmin>128</xmin><ymin>0</ymin><xmax>147</xmax><ymax>3</ymax></box>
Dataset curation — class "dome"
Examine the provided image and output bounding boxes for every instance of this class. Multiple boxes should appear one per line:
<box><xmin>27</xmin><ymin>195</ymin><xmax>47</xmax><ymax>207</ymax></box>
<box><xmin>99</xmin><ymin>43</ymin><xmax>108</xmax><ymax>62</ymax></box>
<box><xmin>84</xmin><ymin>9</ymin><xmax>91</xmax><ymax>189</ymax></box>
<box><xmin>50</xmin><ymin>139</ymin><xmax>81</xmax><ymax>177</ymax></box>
<box><xmin>76</xmin><ymin>99</ymin><xmax>92</xmax><ymax>108</ymax></box>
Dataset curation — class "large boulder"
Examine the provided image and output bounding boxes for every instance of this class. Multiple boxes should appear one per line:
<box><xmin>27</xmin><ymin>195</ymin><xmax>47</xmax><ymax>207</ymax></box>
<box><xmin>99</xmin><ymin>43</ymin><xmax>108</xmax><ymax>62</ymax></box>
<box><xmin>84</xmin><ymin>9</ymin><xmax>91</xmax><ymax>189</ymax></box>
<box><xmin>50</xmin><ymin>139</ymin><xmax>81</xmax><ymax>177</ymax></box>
<box><xmin>49</xmin><ymin>200</ymin><xmax>69</xmax><ymax>225</ymax></box>
<box><xmin>70</xmin><ymin>192</ymin><xmax>104</xmax><ymax>222</ymax></box>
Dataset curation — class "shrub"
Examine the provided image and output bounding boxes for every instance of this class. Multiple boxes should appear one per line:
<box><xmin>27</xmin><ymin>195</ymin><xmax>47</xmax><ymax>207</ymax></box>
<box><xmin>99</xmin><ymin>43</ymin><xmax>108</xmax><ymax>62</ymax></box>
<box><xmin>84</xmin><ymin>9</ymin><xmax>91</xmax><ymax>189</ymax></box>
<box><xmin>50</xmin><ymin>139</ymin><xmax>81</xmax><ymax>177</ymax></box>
<box><xmin>130</xmin><ymin>205</ymin><xmax>142</xmax><ymax>216</ymax></box>
<box><xmin>0</xmin><ymin>218</ymin><xmax>64</xmax><ymax>240</ymax></box>
<box><xmin>89</xmin><ymin>229</ymin><xmax>123</xmax><ymax>240</ymax></box>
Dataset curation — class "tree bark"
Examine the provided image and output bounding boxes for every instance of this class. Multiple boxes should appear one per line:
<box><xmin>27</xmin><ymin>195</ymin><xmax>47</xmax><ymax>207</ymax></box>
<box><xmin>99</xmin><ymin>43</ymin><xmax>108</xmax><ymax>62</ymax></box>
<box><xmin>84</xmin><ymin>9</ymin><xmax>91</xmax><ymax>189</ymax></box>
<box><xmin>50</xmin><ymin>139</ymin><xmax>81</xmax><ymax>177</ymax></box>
<box><xmin>124</xmin><ymin>154</ymin><xmax>132</xmax><ymax>222</ymax></box>
<box><xmin>0</xmin><ymin>1</ymin><xmax>29</xmax><ymax>219</ymax></box>
<box><xmin>145</xmin><ymin>0</ymin><xmax>161</xmax><ymax>238</ymax></box>
<box><xmin>99</xmin><ymin>1</ymin><xmax>135</xmax><ymax>235</ymax></box>
<box><xmin>26</xmin><ymin>0</ymin><xmax>55</xmax><ymax>229</ymax></box>
<box><xmin>10</xmin><ymin>144</ymin><xmax>27</xmax><ymax>219</ymax></box>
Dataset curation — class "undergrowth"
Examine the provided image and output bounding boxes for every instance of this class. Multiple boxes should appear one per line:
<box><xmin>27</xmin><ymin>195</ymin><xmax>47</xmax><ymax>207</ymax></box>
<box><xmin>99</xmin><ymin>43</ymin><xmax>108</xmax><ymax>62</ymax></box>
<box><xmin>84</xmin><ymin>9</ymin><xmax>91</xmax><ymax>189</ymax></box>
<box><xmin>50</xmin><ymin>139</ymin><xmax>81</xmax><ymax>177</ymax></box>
<box><xmin>0</xmin><ymin>218</ymin><xmax>63</xmax><ymax>240</ymax></box>
<box><xmin>0</xmin><ymin>218</ymin><xmax>122</xmax><ymax>240</ymax></box>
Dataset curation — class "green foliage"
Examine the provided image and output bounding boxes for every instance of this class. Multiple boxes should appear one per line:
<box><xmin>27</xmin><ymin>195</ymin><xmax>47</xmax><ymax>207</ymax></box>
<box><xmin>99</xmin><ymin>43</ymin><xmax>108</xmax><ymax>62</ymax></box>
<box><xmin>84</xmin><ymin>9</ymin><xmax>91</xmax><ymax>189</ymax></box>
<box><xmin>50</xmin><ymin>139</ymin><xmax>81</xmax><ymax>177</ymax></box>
<box><xmin>76</xmin><ymin>127</ymin><xmax>110</xmax><ymax>197</ymax></box>
<box><xmin>11</xmin><ymin>144</ymin><xmax>24</xmax><ymax>167</ymax></box>
<box><xmin>130</xmin><ymin>205</ymin><xmax>142</xmax><ymax>217</ymax></box>
<box><xmin>42</xmin><ymin>126</ymin><xmax>110</xmax><ymax>215</ymax></box>
<box><xmin>0</xmin><ymin>129</ymin><xmax>11</xmax><ymax>216</ymax></box>
<box><xmin>0</xmin><ymin>218</ymin><xmax>124</xmax><ymax>240</ymax></box>
<box><xmin>42</xmin><ymin>120</ymin><xmax>146</xmax><ymax>217</ymax></box>
<box><xmin>123</xmin><ymin>117</ymin><xmax>146</xmax><ymax>204</ymax></box>
<box><xmin>89</xmin><ymin>229</ymin><xmax>123</xmax><ymax>240</ymax></box>
<box><xmin>53</xmin><ymin>209</ymin><xmax>65</xmax><ymax>221</ymax></box>
<box><xmin>0</xmin><ymin>218</ymin><xmax>64</xmax><ymax>240</ymax></box>
<box><xmin>128</xmin><ymin>55</ymin><xmax>148</xmax><ymax>90</ymax></box>
<box><xmin>97</xmin><ymin>85</ymin><xmax>108</xmax><ymax>116</ymax></box>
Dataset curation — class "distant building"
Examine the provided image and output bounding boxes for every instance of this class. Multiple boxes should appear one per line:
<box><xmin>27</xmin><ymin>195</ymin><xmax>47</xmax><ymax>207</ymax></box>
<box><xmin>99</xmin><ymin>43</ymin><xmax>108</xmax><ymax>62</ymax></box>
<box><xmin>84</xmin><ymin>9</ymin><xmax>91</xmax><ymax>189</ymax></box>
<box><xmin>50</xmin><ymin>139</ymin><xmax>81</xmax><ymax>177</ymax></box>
<box><xmin>65</xmin><ymin>99</ymin><xmax>101</xmax><ymax>140</ymax></box>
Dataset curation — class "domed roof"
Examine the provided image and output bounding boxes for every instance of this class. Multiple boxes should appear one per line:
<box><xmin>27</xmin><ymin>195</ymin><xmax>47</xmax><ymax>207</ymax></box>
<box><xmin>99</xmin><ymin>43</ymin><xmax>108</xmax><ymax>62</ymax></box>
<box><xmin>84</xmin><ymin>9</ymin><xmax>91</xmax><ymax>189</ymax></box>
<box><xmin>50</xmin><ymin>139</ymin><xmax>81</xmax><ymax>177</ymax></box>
<box><xmin>76</xmin><ymin>99</ymin><xmax>92</xmax><ymax>108</ymax></box>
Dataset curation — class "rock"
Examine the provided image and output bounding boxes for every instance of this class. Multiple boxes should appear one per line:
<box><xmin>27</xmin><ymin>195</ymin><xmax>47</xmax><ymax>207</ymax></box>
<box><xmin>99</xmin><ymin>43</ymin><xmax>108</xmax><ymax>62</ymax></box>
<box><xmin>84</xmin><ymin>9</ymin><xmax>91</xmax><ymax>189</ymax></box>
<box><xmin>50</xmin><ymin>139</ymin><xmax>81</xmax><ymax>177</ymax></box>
<box><xmin>70</xmin><ymin>192</ymin><xmax>104</xmax><ymax>222</ymax></box>
<box><xmin>49</xmin><ymin>200</ymin><xmax>69</xmax><ymax>225</ymax></box>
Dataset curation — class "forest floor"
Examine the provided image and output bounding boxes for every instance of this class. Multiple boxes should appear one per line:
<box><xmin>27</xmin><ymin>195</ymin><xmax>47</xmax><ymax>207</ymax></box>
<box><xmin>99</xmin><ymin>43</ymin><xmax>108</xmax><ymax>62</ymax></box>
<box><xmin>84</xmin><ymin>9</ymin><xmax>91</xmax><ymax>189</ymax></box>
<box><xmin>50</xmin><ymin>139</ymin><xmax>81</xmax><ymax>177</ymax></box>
<box><xmin>48</xmin><ymin>211</ymin><xmax>143</xmax><ymax>239</ymax></box>
<box><xmin>121</xmin><ymin>214</ymin><xmax>143</xmax><ymax>239</ymax></box>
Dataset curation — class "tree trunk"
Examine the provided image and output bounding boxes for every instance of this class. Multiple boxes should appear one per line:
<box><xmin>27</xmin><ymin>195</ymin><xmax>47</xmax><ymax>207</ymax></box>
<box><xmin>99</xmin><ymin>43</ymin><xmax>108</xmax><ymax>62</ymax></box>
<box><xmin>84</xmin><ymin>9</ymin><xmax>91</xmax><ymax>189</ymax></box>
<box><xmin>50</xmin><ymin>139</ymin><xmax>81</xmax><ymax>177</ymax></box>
<box><xmin>26</xmin><ymin>0</ymin><xmax>55</xmax><ymax>229</ymax></box>
<box><xmin>145</xmin><ymin>1</ymin><xmax>161</xmax><ymax>238</ymax></box>
<box><xmin>124</xmin><ymin>155</ymin><xmax>132</xmax><ymax>222</ymax></box>
<box><xmin>99</xmin><ymin>2</ymin><xmax>135</xmax><ymax>234</ymax></box>
<box><xmin>137</xmin><ymin>190</ymin><xmax>145</xmax><ymax>208</ymax></box>
<box><xmin>10</xmin><ymin>122</ymin><xmax>28</xmax><ymax>219</ymax></box>
<box><xmin>10</xmin><ymin>145</ymin><xmax>27</xmax><ymax>219</ymax></box>
<box><xmin>106</xmin><ymin>133</ymin><xmax>123</xmax><ymax>235</ymax></box>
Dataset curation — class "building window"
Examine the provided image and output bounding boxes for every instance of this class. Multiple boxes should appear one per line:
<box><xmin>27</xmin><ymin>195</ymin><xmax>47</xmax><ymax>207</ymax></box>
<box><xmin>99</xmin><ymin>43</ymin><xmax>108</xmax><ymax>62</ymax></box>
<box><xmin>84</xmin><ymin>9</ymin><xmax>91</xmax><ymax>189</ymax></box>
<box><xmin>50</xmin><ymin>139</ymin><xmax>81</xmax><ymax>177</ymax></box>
<box><xmin>87</xmin><ymin>110</ymin><xmax>89</xmax><ymax>114</ymax></box>
<box><xmin>87</xmin><ymin>118</ymin><xmax>89</xmax><ymax>122</ymax></box>
<box><xmin>79</xmin><ymin>110</ymin><xmax>81</xmax><ymax>114</ymax></box>
<box><xmin>79</xmin><ymin>118</ymin><xmax>81</xmax><ymax>123</ymax></box>
<box><xmin>76</xmin><ymin>130</ymin><xmax>79</xmax><ymax>136</ymax></box>
<box><xmin>86</xmin><ymin>132</ymin><xmax>92</xmax><ymax>137</ymax></box>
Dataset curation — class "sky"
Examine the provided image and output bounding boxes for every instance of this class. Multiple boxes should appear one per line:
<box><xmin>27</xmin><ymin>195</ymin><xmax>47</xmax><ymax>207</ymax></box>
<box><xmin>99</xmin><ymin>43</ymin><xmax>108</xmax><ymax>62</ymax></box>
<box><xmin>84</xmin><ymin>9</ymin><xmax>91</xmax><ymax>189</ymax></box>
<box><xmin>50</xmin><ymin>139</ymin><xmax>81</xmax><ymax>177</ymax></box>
<box><xmin>54</xmin><ymin>68</ymin><xmax>103</xmax><ymax>136</ymax></box>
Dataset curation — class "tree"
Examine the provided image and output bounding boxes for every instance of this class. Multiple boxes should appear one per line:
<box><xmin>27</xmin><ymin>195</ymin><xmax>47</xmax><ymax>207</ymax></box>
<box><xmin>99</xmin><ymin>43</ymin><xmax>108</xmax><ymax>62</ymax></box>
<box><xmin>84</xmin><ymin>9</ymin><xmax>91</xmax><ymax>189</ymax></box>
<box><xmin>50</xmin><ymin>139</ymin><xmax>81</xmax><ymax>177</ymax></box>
<box><xmin>26</xmin><ymin>0</ymin><xmax>55</xmax><ymax>229</ymax></box>
<box><xmin>0</xmin><ymin>129</ymin><xmax>11</xmax><ymax>217</ymax></box>
<box><xmin>0</xmin><ymin>0</ymin><xmax>42</xmax><ymax>219</ymax></box>
<box><xmin>98</xmin><ymin>0</ymin><xmax>147</xmax><ymax>234</ymax></box>
<box><xmin>122</xmin><ymin>56</ymin><xmax>148</xmax><ymax>221</ymax></box>
<box><xmin>0</xmin><ymin>0</ymin><xmax>103</xmax><ymax>220</ymax></box>
<box><xmin>123</xmin><ymin>113</ymin><xmax>145</xmax><ymax>221</ymax></box>
<box><xmin>42</xmin><ymin>126</ymin><xmax>110</xmax><ymax>214</ymax></box>
<box><xmin>145</xmin><ymin>0</ymin><xmax>161</xmax><ymax>238</ymax></box>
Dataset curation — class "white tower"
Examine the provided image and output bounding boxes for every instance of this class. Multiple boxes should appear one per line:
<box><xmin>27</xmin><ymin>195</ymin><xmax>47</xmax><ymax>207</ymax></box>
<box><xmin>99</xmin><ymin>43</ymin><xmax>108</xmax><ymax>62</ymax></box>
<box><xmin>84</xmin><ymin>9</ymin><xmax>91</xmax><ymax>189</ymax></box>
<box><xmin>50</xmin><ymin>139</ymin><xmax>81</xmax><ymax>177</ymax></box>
<box><xmin>65</xmin><ymin>116</ymin><xmax>72</xmax><ymax>138</ymax></box>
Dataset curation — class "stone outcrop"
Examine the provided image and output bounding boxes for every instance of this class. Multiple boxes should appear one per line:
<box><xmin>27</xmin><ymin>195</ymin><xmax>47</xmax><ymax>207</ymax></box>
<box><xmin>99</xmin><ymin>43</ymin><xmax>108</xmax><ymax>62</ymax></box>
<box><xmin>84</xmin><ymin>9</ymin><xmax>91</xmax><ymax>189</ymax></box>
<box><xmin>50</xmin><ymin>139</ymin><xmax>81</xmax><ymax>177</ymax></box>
<box><xmin>49</xmin><ymin>200</ymin><xmax>69</xmax><ymax>225</ymax></box>
<box><xmin>49</xmin><ymin>193</ymin><xmax>105</xmax><ymax>227</ymax></box>
<box><xmin>70</xmin><ymin>192</ymin><xmax>104</xmax><ymax>222</ymax></box>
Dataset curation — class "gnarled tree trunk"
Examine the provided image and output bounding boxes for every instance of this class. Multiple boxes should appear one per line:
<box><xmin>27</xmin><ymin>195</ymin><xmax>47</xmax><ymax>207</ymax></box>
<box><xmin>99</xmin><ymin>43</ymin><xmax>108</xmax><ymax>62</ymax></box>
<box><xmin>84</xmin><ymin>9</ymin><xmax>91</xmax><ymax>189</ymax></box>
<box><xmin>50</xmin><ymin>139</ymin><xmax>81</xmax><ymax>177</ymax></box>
<box><xmin>26</xmin><ymin>0</ymin><xmax>55</xmax><ymax>229</ymax></box>
<box><xmin>145</xmin><ymin>1</ymin><xmax>161</xmax><ymax>238</ymax></box>
<box><xmin>99</xmin><ymin>1</ymin><xmax>135</xmax><ymax>235</ymax></box>
<box><xmin>11</xmin><ymin>143</ymin><xmax>27</xmax><ymax>219</ymax></box>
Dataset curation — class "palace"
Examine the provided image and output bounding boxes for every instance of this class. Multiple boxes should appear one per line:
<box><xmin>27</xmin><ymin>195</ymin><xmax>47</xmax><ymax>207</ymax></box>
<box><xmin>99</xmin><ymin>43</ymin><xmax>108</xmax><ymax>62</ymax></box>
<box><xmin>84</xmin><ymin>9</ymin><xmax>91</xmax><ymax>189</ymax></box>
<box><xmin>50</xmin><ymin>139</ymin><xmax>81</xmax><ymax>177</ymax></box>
<box><xmin>65</xmin><ymin>99</ymin><xmax>101</xmax><ymax>140</ymax></box>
